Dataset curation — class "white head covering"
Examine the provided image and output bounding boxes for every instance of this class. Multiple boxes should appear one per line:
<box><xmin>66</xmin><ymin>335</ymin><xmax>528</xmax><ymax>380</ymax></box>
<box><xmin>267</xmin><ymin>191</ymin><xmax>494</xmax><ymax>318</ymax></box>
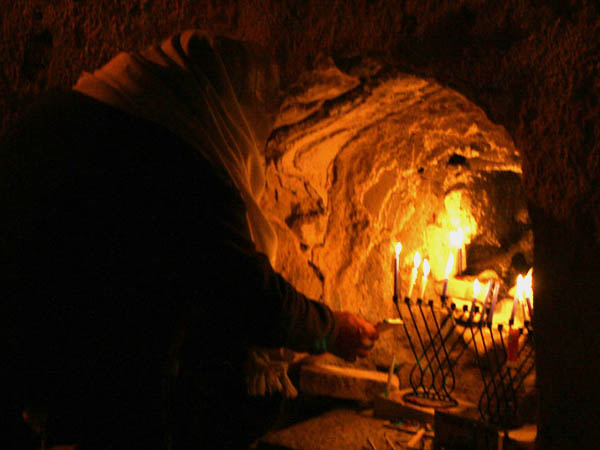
<box><xmin>73</xmin><ymin>30</ymin><xmax>279</xmax><ymax>263</ymax></box>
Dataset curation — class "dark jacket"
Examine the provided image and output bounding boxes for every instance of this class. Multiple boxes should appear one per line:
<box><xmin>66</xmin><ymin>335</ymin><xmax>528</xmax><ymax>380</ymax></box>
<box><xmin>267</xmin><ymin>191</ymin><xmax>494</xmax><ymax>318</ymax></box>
<box><xmin>1</xmin><ymin>90</ymin><xmax>336</xmax><ymax>449</ymax></box>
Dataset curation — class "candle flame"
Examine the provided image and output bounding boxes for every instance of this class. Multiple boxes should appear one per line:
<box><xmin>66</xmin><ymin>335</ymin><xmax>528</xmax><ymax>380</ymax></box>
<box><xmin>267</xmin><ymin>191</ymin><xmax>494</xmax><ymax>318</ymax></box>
<box><xmin>473</xmin><ymin>279</ymin><xmax>481</xmax><ymax>297</ymax></box>
<box><xmin>449</xmin><ymin>227</ymin><xmax>464</xmax><ymax>248</ymax></box>
<box><xmin>524</xmin><ymin>268</ymin><xmax>533</xmax><ymax>300</ymax></box>
<box><xmin>516</xmin><ymin>274</ymin><xmax>525</xmax><ymax>301</ymax></box>
<box><xmin>444</xmin><ymin>253</ymin><xmax>454</xmax><ymax>278</ymax></box>
<box><xmin>422</xmin><ymin>259</ymin><xmax>430</xmax><ymax>277</ymax></box>
<box><xmin>413</xmin><ymin>251</ymin><xmax>421</xmax><ymax>268</ymax></box>
<box><xmin>395</xmin><ymin>242</ymin><xmax>402</xmax><ymax>256</ymax></box>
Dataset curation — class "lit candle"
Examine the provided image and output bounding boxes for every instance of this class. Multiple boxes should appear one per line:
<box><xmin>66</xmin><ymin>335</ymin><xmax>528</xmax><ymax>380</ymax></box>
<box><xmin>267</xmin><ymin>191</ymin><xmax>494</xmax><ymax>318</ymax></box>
<box><xmin>510</xmin><ymin>274</ymin><xmax>524</xmax><ymax>325</ymax></box>
<box><xmin>470</xmin><ymin>279</ymin><xmax>481</xmax><ymax>318</ymax></box>
<box><xmin>488</xmin><ymin>281</ymin><xmax>500</xmax><ymax>326</ymax></box>
<box><xmin>441</xmin><ymin>253</ymin><xmax>454</xmax><ymax>299</ymax></box>
<box><xmin>420</xmin><ymin>258</ymin><xmax>430</xmax><ymax>299</ymax></box>
<box><xmin>407</xmin><ymin>251</ymin><xmax>421</xmax><ymax>300</ymax></box>
<box><xmin>488</xmin><ymin>282</ymin><xmax>500</xmax><ymax>326</ymax></box>
<box><xmin>524</xmin><ymin>268</ymin><xmax>533</xmax><ymax>321</ymax></box>
<box><xmin>481</xmin><ymin>281</ymin><xmax>493</xmax><ymax>320</ymax></box>
<box><xmin>393</xmin><ymin>242</ymin><xmax>402</xmax><ymax>300</ymax></box>
<box><xmin>449</xmin><ymin>228</ymin><xmax>465</xmax><ymax>275</ymax></box>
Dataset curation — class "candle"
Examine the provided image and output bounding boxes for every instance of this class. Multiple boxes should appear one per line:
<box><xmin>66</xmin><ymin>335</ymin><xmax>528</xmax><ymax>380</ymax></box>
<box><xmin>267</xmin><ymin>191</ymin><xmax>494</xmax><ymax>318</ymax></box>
<box><xmin>386</xmin><ymin>354</ymin><xmax>396</xmax><ymax>395</ymax></box>
<box><xmin>470</xmin><ymin>279</ymin><xmax>481</xmax><ymax>318</ymax></box>
<box><xmin>488</xmin><ymin>281</ymin><xmax>500</xmax><ymax>325</ymax></box>
<box><xmin>524</xmin><ymin>268</ymin><xmax>533</xmax><ymax>321</ymax></box>
<box><xmin>449</xmin><ymin>228</ymin><xmax>465</xmax><ymax>275</ymax></box>
<box><xmin>393</xmin><ymin>242</ymin><xmax>402</xmax><ymax>300</ymax></box>
<box><xmin>420</xmin><ymin>258</ymin><xmax>430</xmax><ymax>299</ymax></box>
<box><xmin>507</xmin><ymin>327</ymin><xmax>520</xmax><ymax>366</ymax></box>
<box><xmin>510</xmin><ymin>274</ymin><xmax>524</xmax><ymax>325</ymax></box>
<box><xmin>407</xmin><ymin>251</ymin><xmax>421</xmax><ymax>300</ymax></box>
<box><xmin>441</xmin><ymin>253</ymin><xmax>454</xmax><ymax>299</ymax></box>
<box><xmin>482</xmin><ymin>281</ymin><xmax>493</xmax><ymax>319</ymax></box>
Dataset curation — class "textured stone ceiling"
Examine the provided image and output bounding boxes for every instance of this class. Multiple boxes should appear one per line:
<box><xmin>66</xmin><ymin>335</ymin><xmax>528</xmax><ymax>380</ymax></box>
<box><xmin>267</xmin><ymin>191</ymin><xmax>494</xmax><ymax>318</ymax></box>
<box><xmin>263</xmin><ymin>56</ymin><xmax>528</xmax><ymax>318</ymax></box>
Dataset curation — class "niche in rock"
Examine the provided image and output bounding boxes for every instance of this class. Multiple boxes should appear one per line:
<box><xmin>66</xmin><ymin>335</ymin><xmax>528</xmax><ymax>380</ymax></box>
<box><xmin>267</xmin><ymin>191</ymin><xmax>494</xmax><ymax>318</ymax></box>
<box><xmin>260</xmin><ymin>56</ymin><xmax>533</xmax><ymax>405</ymax></box>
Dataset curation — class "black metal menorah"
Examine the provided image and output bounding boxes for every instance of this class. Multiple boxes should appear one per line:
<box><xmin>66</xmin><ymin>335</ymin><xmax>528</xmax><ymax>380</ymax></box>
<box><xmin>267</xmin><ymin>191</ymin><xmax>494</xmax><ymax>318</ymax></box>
<box><xmin>467</xmin><ymin>317</ymin><xmax>535</xmax><ymax>429</ymax></box>
<box><xmin>393</xmin><ymin>294</ymin><xmax>470</xmax><ymax>409</ymax></box>
<box><xmin>393</xmin><ymin>292</ymin><xmax>535</xmax><ymax>427</ymax></box>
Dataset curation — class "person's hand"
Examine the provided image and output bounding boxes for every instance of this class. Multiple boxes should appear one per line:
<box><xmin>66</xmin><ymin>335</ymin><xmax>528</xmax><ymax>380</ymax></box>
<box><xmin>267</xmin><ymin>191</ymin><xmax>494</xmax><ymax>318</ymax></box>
<box><xmin>245</xmin><ymin>347</ymin><xmax>298</xmax><ymax>398</ymax></box>
<box><xmin>329</xmin><ymin>311</ymin><xmax>379</xmax><ymax>362</ymax></box>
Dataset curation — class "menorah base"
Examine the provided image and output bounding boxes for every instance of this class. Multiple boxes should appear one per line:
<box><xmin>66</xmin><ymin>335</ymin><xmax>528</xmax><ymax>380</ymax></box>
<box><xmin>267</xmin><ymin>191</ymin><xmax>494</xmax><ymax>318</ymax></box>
<box><xmin>402</xmin><ymin>391</ymin><xmax>458</xmax><ymax>409</ymax></box>
<box><xmin>374</xmin><ymin>388</ymin><xmax>478</xmax><ymax>425</ymax></box>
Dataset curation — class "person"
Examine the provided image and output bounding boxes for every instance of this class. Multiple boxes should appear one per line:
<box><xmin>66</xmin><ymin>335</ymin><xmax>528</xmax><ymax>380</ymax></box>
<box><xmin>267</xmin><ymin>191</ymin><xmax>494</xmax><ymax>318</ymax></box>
<box><xmin>1</xmin><ymin>30</ymin><xmax>379</xmax><ymax>449</ymax></box>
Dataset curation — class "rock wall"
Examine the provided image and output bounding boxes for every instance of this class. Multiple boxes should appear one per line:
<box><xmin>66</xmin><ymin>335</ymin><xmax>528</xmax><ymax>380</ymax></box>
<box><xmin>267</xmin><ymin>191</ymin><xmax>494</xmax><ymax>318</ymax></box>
<box><xmin>2</xmin><ymin>1</ymin><xmax>599</xmax><ymax>448</ymax></box>
<box><xmin>262</xmin><ymin>56</ymin><xmax>532</xmax><ymax>405</ymax></box>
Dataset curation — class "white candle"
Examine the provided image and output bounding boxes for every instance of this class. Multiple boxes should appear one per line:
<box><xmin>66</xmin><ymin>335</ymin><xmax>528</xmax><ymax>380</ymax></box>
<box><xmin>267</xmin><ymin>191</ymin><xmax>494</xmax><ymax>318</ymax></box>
<box><xmin>386</xmin><ymin>354</ymin><xmax>396</xmax><ymax>394</ymax></box>
<box><xmin>488</xmin><ymin>281</ymin><xmax>500</xmax><ymax>325</ymax></box>
<box><xmin>441</xmin><ymin>253</ymin><xmax>454</xmax><ymax>299</ymax></box>
<box><xmin>470</xmin><ymin>279</ymin><xmax>481</xmax><ymax>318</ymax></box>
<box><xmin>420</xmin><ymin>258</ymin><xmax>430</xmax><ymax>299</ymax></box>
<box><xmin>449</xmin><ymin>228</ymin><xmax>465</xmax><ymax>275</ymax></box>
<box><xmin>510</xmin><ymin>274</ymin><xmax>524</xmax><ymax>325</ymax></box>
<box><xmin>407</xmin><ymin>251</ymin><xmax>421</xmax><ymax>300</ymax></box>
<box><xmin>488</xmin><ymin>282</ymin><xmax>500</xmax><ymax>326</ymax></box>
<box><xmin>393</xmin><ymin>242</ymin><xmax>402</xmax><ymax>299</ymax></box>
<box><xmin>482</xmin><ymin>281</ymin><xmax>493</xmax><ymax>311</ymax></box>
<box><xmin>524</xmin><ymin>268</ymin><xmax>533</xmax><ymax>321</ymax></box>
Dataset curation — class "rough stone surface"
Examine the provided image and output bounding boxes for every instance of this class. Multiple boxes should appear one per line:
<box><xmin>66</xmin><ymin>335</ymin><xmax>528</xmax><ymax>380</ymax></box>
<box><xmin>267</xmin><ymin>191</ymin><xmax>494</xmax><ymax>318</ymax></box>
<box><xmin>263</xmin><ymin>55</ymin><xmax>529</xmax><ymax>309</ymax></box>
<box><xmin>298</xmin><ymin>363</ymin><xmax>399</xmax><ymax>403</ymax></box>
<box><xmin>3</xmin><ymin>1</ymin><xmax>600</xmax><ymax>448</ymax></box>
<box><xmin>258</xmin><ymin>408</ymin><xmax>433</xmax><ymax>450</ymax></box>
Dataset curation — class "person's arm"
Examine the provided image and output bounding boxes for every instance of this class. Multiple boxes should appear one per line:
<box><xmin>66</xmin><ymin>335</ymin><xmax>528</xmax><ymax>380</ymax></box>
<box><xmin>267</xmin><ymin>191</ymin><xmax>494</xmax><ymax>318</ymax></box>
<box><xmin>206</xmin><ymin>178</ymin><xmax>378</xmax><ymax>361</ymax></box>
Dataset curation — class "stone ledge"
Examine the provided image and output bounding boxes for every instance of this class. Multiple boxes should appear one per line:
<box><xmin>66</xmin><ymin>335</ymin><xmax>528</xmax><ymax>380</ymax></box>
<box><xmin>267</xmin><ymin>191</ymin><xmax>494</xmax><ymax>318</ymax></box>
<box><xmin>299</xmin><ymin>363</ymin><xmax>398</xmax><ymax>403</ymax></box>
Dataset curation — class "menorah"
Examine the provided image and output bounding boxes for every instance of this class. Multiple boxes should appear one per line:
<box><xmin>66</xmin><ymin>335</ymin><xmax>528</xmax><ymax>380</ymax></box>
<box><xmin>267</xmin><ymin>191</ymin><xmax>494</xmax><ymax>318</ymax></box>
<box><xmin>393</xmin><ymin>293</ymin><xmax>468</xmax><ymax>409</ymax></box>
<box><xmin>469</xmin><ymin>319</ymin><xmax>535</xmax><ymax>429</ymax></box>
<box><xmin>393</xmin><ymin>292</ymin><xmax>535</xmax><ymax>430</ymax></box>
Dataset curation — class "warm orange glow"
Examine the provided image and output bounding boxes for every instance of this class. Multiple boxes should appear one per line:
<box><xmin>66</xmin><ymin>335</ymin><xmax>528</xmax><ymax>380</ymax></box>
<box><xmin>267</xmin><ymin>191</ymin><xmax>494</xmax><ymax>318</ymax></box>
<box><xmin>420</xmin><ymin>258</ymin><xmax>430</xmax><ymax>299</ymax></box>
<box><xmin>449</xmin><ymin>227</ymin><xmax>464</xmax><ymax>249</ymax></box>
<box><xmin>422</xmin><ymin>259</ymin><xmax>430</xmax><ymax>277</ymax></box>
<box><xmin>407</xmin><ymin>251</ymin><xmax>421</xmax><ymax>299</ymax></box>
<box><xmin>413</xmin><ymin>251</ymin><xmax>421</xmax><ymax>268</ymax></box>
<box><xmin>473</xmin><ymin>279</ymin><xmax>481</xmax><ymax>298</ymax></box>
<box><xmin>444</xmin><ymin>253</ymin><xmax>454</xmax><ymax>278</ymax></box>
<box><xmin>515</xmin><ymin>274</ymin><xmax>525</xmax><ymax>301</ymax></box>
<box><xmin>524</xmin><ymin>268</ymin><xmax>533</xmax><ymax>301</ymax></box>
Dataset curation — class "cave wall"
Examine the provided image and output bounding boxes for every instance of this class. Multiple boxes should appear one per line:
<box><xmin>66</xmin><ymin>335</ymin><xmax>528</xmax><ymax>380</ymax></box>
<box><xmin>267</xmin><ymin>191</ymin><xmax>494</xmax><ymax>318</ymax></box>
<box><xmin>261</xmin><ymin>58</ymin><xmax>533</xmax><ymax>409</ymax></box>
<box><xmin>2</xmin><ymin>1</ymin><xmax>599</xmax><ymax>449</ymax></box>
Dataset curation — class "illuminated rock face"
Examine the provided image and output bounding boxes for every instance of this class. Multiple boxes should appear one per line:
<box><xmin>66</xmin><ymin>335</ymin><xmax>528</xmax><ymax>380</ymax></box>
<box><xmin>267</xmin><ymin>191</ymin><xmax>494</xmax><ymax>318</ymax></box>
<box><xmin>261</xmin><ymin>57</ymin><xmax>533</xmax><ymax>404</ymax></box>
